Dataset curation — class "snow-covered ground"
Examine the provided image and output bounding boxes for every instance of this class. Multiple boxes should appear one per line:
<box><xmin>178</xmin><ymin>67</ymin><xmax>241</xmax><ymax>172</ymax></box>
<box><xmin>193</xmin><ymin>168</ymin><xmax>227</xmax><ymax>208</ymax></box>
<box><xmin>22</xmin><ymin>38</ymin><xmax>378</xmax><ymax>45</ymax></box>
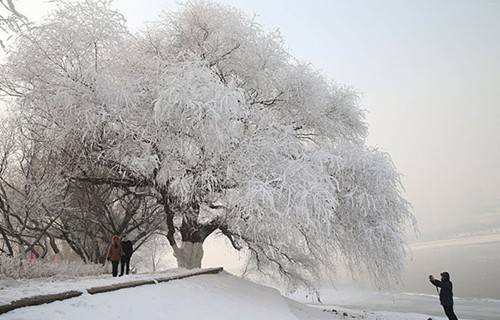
<box><xmin>0</xmin><ymin>268</ymin><xmax>212</xmax><ymax>305</ymax></box>
<box><xmin>0</xmin><ymin>270</ymin><xmax>456</xmax><ymax>320</ymax></box>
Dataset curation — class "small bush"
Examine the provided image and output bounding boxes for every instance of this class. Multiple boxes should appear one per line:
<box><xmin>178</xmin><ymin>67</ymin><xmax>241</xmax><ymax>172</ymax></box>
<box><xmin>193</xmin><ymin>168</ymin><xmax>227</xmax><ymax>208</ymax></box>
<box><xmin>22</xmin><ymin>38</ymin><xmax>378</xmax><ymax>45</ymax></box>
<box><xmin>0</xmin><ymin>255</ymin><xmax>105</xmax><ymax>279</ymax></box>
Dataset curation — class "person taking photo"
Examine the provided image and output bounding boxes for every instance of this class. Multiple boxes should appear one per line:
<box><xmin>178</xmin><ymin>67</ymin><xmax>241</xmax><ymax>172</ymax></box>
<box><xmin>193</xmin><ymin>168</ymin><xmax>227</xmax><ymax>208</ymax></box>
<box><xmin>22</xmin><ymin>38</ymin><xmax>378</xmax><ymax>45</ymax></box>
<box><xmin>429</xmin><ymin>271</ymin><xmax>458</xmax><ymax>320</ymax></box>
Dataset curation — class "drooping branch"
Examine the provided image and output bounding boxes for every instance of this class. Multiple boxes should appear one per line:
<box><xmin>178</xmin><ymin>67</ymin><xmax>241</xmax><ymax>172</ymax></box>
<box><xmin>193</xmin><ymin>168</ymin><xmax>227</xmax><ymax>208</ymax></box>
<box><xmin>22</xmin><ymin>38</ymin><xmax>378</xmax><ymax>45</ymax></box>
<box><xmin>0</xmin><ymin>225</ymin><xmax>13</xmax><ymax>255</ymax></box>
<box><xmin>23</xmin><ymin>207</ymin><xmax>65</xmax><ymax>255</ymax></box>
<box><xmin>71</xmin><ymin>176</ymin><xmax>140</xmax><ymax>188</ymax></box>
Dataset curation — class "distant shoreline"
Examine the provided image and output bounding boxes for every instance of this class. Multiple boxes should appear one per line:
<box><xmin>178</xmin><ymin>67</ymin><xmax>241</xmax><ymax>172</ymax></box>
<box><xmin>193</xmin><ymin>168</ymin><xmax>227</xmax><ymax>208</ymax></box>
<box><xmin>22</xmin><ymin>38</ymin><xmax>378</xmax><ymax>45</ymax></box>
<box><xmin>408</xmin><ymin>232</ymin><xmax>500</xmax><ymax>250</ymax></box>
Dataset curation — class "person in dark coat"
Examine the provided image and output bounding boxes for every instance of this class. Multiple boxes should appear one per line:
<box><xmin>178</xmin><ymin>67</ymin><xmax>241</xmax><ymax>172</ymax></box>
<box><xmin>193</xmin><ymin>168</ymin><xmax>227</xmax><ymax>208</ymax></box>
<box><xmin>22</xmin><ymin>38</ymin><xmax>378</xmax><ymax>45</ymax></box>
<box><xmin>120</xmin><ymin>236</ymin><xmax>133</xmax><ymax>276</ymax></box>
<box><xmin>107</xmin><ymin>235</ymin><xmax>124</xmax><ymax>277</ymax></box>
<box><xmin>429</xmin><ymin>272</ymin><xmax>458</xmax><ymax>320</ymax></box>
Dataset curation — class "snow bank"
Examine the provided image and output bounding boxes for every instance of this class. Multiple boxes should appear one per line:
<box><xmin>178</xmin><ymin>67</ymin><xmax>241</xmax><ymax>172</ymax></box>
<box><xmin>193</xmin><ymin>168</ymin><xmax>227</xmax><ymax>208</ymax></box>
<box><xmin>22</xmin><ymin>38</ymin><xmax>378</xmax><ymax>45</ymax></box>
<box><xmin>0</xmin><ymin>270</ymin><xmax>443</xmax><ymax>320</ymax></box>
<box><xmin>0</xmin><ymin>268</ymin><xmax>214</xmax><ymax>305</ymax></box>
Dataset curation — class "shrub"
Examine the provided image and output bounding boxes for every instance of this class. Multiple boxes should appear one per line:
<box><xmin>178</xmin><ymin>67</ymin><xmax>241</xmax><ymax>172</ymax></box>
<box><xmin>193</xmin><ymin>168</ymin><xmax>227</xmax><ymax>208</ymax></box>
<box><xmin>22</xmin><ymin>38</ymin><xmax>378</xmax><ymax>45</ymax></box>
<box><xmin>0</xmin><ymin>255</ymin><xmax>105</xmax><ymax>279</ymax></box>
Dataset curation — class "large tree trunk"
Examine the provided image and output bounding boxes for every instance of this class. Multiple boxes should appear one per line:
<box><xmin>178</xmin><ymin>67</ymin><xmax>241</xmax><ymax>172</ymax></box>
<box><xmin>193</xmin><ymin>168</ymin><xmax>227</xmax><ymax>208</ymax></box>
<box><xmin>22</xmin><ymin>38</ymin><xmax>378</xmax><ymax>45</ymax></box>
<box><xmin>172</xmin><ymin>210</ymin><xmax>205</xmax><ymax>269</ymax></box>
<box><xmin>163</xmin><ymin>199</ymin><xmax>218</xmax><ymax>269</ymax></box>
<box><xmin>172</xmin><ymin>241</ymin><xmax>204</xmax><ymax>269</ymax></box>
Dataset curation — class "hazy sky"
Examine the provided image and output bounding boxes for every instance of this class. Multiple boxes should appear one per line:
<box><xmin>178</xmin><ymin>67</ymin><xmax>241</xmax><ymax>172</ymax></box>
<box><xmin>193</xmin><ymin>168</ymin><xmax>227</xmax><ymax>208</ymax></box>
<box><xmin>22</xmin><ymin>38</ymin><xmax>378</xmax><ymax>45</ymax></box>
<box><xmin>12</xmin><ymin>0</ymin><xmax>500</xmax><ymax>242</ymax></box>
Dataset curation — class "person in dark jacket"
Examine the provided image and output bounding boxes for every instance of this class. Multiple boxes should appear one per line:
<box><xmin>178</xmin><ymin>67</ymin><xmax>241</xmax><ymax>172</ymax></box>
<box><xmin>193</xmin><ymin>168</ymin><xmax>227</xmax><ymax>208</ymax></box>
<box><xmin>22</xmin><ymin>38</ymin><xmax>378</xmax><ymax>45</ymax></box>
<box><xmin>429</xmin><ymin>272</ymin><xmax>458</xmax><ymax>320</ymax></box>
<box><xmin>120</xmin><ymin>236</ymin><xmax>133</xmax><ymax>276</ymax></box>
<box><xmin>107</xmin><ymin>235</ymin><xmax>124</xmax><ymax>277</ymax></box>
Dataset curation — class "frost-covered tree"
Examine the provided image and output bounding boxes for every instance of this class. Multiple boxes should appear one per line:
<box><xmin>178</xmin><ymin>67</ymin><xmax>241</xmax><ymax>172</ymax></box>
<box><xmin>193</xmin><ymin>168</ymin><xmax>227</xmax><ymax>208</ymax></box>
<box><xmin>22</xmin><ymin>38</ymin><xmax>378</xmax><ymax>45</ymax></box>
<box><xmin>0</xmin><ymin>117</ymin><xmax>70</xmax><ymax>258</ymax></box>
<box><xmin>0</xmin><ymin>0</ymin><xmax>29</xmax><ymax>48</ymax></box>
<box><xmin>134</xmin><ymin>233</ymin><xmax>173</xmax><ymax>272</ymax></box>
<box><xmin>0</xmin><ymin>0</ymin><xmax>415</xmax><ymax>290</ymax></box>
<box><xmin>0</xmin><ymin>114</ymin><xmax>162</xmax><ymax>262</ymax></box>
<box><xmin>55</xmin><ymin>182</ymin><xmax>164</xmax><ymax>264</ymax></box>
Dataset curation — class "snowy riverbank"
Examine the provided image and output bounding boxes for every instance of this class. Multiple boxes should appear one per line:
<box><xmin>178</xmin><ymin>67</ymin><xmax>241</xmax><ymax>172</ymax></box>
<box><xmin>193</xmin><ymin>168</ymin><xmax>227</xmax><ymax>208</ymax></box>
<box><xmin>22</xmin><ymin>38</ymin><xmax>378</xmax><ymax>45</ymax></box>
<box><xmin>290</xmin><ymin>287</ymin><xmax>499</xmax><ymax>320</ymax></box>
<box><xmin>1</xmin><ymin>270</ymin><xmax>489</xmax><ymax>320</ymax></box>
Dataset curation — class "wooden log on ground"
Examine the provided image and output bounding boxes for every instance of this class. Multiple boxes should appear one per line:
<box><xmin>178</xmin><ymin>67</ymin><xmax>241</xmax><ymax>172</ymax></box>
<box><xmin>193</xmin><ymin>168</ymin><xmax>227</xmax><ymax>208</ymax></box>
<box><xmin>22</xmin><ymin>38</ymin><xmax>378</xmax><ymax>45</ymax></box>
<box><xmin>87</xmin><ymin>267</ymin><xmax>223</xmax><ymax>293</ymax></box>
<box><xmin>0</xmin><ymin>291</ymin><xmax>82</xmax><ymax>315</ymax></box>
<box><xmin>86</xmin><ymin>279</ymin><xmax>156</xmax><ymax>294</ymax></box>
<box><xmin>155</xmin><ymin>267</ymin><xmax>224</xmax><ymax>283</ymax></box>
